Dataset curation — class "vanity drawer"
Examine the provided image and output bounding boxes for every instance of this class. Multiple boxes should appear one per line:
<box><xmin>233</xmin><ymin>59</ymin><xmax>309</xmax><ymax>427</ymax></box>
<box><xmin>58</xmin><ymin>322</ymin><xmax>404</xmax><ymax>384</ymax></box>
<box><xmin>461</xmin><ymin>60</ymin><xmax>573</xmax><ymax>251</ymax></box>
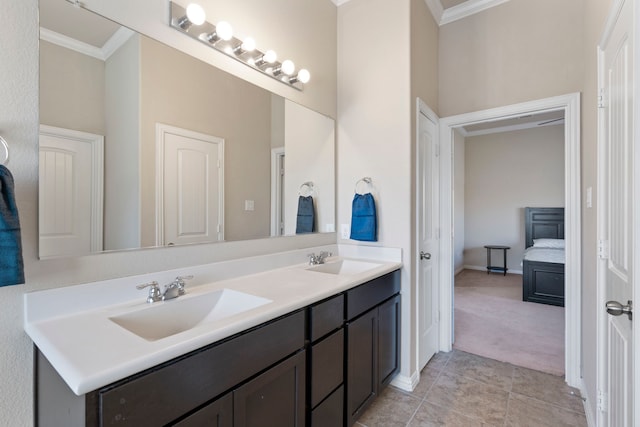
<box><xmin>96</xmin><ymin>310</ymin><xmax>305</xmax><ymax>427</ymax></box>
<box><xmin>346</xmin><ymin>270</ymin><xmax>400</xmax><ymax>320</ymax></box>
<box><xmin>309</xmin><ymin>294</ymin><xmax>344</xmax><ymax>342</ymax></box>
<box><xmin>311</xmin><ymin>385</ymin><xmax>344</xmax><ymax>427</ymax></box>
<box><xmin>310</xmin><ymin>328</ymin><xmax>344</xmax><ymax>408</ymax></box>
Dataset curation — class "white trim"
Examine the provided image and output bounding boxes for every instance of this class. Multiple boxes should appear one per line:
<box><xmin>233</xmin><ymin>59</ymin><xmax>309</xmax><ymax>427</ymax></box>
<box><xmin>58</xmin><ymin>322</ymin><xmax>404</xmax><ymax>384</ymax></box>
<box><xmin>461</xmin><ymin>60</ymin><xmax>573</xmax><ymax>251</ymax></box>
<box><xmin>581</xmin><ymin>378</ymin><xmax>597</xmax><ymax>427</ymax></box>
<box><xmin>390</xmin><ymin>371</ymin><xmax>420</xmax><ymax>392</ymax></box>
<box><xmin>440</xmin><ymin>0</ymin><xmax>511</xmax><ymax>25</ymax></box>
<box><xmin>38</xmin><ymin>125</ymin><xmax>104</xmax><ymax>255</ymax></box>
<box><xmin>331</xmin><ymin>0</ymin><xmax>352</xmax><ymax>5</ymax></box>
<box><xmin>270</xmin><ymin>147</ymin><xmax>285</xmax><ymax>237</ymax></box>
<box><xmin>439</xmin><ymin>93</ymin><xmax>582</xmax><ymax>388</ymax></box>
<box><xmin>155</xmin><ymin>123</ymin><xmax>225</xmax><ymax>246</ymax></box>
<box><xmin>416</xmin><ymin>98</ymin><xmax>440</xmax><ymax>374</ymax></box>
<box><xmin>39</xmin><ymin>26</ymin><xmax>135</xmax><ymax>61</ymax></box>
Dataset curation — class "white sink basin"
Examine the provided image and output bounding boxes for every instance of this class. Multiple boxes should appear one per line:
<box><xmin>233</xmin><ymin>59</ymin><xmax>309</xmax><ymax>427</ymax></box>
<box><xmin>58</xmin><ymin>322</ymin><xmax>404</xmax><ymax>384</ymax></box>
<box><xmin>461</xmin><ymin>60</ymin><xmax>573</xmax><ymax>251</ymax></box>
<box><xmin>306</xmin><ymin>259</ymin><xmax>382</xmax><ymax>275</ymax></box>
<box><xmin>109</xmin><ymin>289</ymin><xmax>272</xmax><ymax>341</ymax></box>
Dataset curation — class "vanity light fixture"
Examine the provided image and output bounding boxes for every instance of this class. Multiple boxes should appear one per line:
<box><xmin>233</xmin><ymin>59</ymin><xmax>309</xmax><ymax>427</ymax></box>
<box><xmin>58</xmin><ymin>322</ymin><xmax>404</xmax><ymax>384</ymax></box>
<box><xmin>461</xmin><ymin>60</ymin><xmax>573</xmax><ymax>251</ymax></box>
<box><xmin>170</xmin><ymin>2</ymin><xmax>309</xmax><ymax>91</ymax></box>
<box><xmin>176</xmin><ymin>3</ymin><xmax>206</xmax><ymax>30</ymax></box>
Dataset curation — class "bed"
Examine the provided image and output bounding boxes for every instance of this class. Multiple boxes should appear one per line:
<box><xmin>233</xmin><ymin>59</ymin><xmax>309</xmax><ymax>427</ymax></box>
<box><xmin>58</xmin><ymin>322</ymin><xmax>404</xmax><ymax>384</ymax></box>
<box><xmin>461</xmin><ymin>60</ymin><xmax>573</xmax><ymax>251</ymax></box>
<box><xmin>522</xmin><ymin>207</ymin><xmax>565</xmax><ymax>307</ymax></box>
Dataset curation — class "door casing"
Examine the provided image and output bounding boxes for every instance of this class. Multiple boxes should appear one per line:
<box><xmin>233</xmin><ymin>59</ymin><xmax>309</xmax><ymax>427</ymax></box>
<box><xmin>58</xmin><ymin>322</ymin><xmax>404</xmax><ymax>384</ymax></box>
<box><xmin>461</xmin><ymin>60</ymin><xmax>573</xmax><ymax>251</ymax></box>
<box><xmin>438</xmin><ymin>93</ymin><xmax>582</xmax><ymax>388</ymax></box>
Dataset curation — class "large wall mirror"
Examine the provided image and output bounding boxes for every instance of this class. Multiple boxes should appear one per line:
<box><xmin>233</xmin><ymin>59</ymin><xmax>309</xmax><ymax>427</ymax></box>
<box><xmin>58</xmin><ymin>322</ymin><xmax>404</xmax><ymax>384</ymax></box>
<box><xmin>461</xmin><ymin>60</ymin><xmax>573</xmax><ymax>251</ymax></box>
<box><xmin>38</xmin><ymin>0</ymin><xmax>335</xmax><ymax>258</ymax></box>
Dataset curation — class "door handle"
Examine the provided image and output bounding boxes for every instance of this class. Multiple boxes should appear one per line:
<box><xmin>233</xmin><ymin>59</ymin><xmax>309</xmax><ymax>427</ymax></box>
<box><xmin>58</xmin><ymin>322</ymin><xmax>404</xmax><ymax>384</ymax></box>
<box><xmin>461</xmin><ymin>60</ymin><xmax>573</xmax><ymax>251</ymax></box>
<box><xmin>420</xmin><ymin>251</ymin><xmax>431</xmax><ymax>260</ymax></box>
<box><xmin>606</xmin><ymin>300</ymin><xmax>633</xmax><ymax>320</ymax></box>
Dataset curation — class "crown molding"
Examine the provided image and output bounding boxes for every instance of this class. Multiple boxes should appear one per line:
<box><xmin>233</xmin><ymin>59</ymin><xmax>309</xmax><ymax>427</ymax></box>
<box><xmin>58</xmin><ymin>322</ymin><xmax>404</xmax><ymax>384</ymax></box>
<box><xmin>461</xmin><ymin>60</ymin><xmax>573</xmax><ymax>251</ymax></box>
<box><xmin>331</xmin><ymin>0</ymin><xmax>352</xmax><ymax>5</ymax></box>
<box><xmin>440</xmin><ymin>0</ymin><xmax>511</xmax><ymax>25</ymax></box>
<box><xmin>40</xmin><ymin>26</ymin><xmax>135</xmax><ymax>61</ymax></box>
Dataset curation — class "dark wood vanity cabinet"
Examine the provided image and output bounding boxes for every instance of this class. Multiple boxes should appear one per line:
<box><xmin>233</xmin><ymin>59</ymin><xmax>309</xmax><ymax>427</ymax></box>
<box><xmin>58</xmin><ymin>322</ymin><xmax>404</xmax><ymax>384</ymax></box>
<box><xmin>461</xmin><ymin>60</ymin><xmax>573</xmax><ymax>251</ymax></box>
<box><xmin>345</xmin><ymin>271</ymin><xmax>401</xmax><ymax>426</ymax></box>
<box><xmin>87</xmin><ymin>310</ymin><xmax>306</xmax><ymax>427</ymax></box>
<box><xmin>37</xmin><ymin>269</ymin><xmax>400</xmax><ymax>427</ymax></box>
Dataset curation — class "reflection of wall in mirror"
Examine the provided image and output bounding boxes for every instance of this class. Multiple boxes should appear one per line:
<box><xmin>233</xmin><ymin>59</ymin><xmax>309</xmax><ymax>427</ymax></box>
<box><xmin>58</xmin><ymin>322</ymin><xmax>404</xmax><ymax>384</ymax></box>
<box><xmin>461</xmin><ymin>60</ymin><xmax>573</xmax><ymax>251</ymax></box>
<box><xmin>284</xmin><ymin>100</ymin><xmax>335</xmax><ymax>235</ymax></box>
<box><xmin>40</xmin><ymin>33</ymin><xmax>274</xmax><ymax>252</ymax></box>
<box><xmin>138</xmin><ymin>36</ymin><xmax>271</xmax><ymax>246</ymax></box>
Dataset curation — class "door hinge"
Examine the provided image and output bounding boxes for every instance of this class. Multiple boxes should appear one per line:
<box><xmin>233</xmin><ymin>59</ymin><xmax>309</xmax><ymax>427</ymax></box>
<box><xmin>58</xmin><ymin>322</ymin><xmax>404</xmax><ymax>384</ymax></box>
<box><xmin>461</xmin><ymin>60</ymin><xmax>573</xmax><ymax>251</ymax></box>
<box><xmin>217</xmin><ymin>224</ymin><xmax>221</xmax><ymax>233</ymax></box>
<box><xmin>598</xmin><ymin>240</ymin><xmax>609</xmax><ymax>260</ymax></box>
<box><xmin>435</xmin><ymin>144</ymin><xmax>440</xmax><ymax>158</ymax></box>
<box><xmin>597</xmin><ymin>390</ymin><xmax>608</xmax><ymax>412</ymax></box>
<box><xmin>598</xmin><ymin>88</ymin><xmax>606</xmax><ymax>109</ymax></box>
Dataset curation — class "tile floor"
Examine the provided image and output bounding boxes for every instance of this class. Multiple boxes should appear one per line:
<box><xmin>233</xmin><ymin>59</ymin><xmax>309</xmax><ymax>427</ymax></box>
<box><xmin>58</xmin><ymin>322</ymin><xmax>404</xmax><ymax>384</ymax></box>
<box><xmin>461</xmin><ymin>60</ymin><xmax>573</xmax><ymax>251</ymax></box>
<box><xmin>355</xmin><ymin>350</ymin><xmax>587</xmax><ymax>427</ymax></box>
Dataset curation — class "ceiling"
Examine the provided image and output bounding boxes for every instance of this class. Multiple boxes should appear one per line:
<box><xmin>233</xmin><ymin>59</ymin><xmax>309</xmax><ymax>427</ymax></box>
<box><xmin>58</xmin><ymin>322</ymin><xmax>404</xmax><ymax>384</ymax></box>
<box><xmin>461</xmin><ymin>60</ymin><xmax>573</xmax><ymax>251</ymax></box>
<box><xmin>460</xmin><ymin>111</ymin><xmax>565</xmax><ymax>137</ymax></box>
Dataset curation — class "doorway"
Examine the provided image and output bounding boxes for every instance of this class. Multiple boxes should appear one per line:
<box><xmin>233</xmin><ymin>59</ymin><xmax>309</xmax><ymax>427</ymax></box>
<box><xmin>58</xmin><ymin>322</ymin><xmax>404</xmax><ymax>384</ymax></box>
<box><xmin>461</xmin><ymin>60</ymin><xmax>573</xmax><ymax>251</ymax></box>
<box><xmin>438</xmin><ymin>93</ymin><xmax>582</xmax><ymax>387</ymax></box>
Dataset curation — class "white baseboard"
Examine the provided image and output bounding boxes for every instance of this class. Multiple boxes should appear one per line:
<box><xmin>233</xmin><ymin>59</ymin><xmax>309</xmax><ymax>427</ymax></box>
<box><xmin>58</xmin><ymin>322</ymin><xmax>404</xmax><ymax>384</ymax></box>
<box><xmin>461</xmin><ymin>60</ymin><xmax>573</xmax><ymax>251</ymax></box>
<box><xmin>390</xmin><ymin>371</ymin><xmax>420</xmax><ymax>392</ymax></box>
<box><xmin>580</xmin><ymin>378</ymin><xmax>597</xmax><ymax>427</ymax></box>
<box><xmin>462</xmin><ymin>264</ymin><xmax>523</xmax><ymax>275</ymax></box>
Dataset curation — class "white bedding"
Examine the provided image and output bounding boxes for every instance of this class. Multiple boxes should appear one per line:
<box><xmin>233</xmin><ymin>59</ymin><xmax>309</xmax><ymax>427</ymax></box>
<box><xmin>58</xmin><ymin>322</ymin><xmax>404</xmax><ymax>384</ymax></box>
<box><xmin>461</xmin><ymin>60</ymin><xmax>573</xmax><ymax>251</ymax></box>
<box><xmin>523</xmin><ymin>247</ymin><xmax>565</xmax><ymax>264</ymax></box>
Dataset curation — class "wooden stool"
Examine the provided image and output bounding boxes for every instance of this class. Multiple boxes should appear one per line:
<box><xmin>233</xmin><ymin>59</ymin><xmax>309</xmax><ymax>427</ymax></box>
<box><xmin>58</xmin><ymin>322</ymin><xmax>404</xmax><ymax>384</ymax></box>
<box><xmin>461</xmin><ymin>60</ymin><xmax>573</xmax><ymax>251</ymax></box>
<box><xmin>484</xmin><ymin>245</ymin><xmax>510</xmax><ymax>276</ymax></box>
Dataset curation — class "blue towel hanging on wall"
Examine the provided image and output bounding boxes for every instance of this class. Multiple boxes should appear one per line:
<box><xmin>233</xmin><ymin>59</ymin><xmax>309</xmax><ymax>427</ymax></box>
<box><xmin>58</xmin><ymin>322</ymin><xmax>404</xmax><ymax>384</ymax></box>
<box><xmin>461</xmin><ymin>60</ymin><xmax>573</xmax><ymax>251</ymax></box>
<box><xmin>0</xmin><ymin>165</ymin><xmax>24</xmax><ymax>287</ymax></box>
<box><xmin>350</xmin><ymin>193</ymin><xmax>377</xmax><ymax>241</ymax></box>
<box><xmin>296</xmin><ymin>195</ymin><xmax>316</xmax><ymax>234</ymax></box>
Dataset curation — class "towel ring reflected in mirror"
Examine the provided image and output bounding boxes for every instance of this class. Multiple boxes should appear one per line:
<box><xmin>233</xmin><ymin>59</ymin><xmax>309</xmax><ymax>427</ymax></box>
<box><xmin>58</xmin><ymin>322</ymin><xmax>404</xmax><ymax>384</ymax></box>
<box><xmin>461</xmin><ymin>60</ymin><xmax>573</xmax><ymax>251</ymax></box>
<box><xmin>355</xmin><ymin>177</ymin><xmax>373</xmax><ymax>194</ymax></box>
<box><xmin>299</xmin><ymin>181</ymin><xmax>315</xmax><ymax>197</ymax></box>
<box><xmin>0</xmin><ymin>136</ymin><xmax>8</xmax><ymax>165</ymax></box>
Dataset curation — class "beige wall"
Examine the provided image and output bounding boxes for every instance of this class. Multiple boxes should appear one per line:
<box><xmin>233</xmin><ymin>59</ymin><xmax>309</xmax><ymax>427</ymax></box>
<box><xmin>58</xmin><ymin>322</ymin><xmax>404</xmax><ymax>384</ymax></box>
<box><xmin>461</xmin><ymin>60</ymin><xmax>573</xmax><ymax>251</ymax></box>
<box><xmin>438</xmin><ymin>0</ymin><xmax>585</xmax><ymax>117</ymax></box>
<box><xmin>39</xmin><ymin>40</ymin><xmax>105</xmax><ymax>135</ymax></box>
<box><xmin>139</xmin><ymin>36</ymin><xmax>272</xmax><ymax>245</ymax></box>
<box><xmin>104</xmin><ymin>34</ymin><xmax>141</xmax><ymax>250</ymax></box>
<box><xmin>463</xmin><ymin>125</ymin><xmax>565</xmax><ymax>272</ymax></box>
<box><xmin>337</xmin><ymin>0</ymin><xmax>415</xmax><ymax>383</ymax></box>
<box><xmin>0</xmin><ymin>0</ymin><xmax>336</xmax><ymax>424</ymax></box>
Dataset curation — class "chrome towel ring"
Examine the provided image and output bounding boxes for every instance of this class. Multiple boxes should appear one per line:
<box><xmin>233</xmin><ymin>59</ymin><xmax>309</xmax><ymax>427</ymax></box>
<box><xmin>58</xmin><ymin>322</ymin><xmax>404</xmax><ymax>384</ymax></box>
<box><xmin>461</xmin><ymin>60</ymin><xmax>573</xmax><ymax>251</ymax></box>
<box><xmin>0</xmin><ymin>136</ymin><xmax>9</xmax><ymax>165</ymax></box>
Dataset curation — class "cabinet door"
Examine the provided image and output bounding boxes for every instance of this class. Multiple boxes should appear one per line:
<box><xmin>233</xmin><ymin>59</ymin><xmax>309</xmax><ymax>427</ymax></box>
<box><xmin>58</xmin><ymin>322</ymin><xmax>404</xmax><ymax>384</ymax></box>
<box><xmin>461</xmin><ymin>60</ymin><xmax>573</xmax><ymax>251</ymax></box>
<box><xmin>346</xmin><ymin>308</ymin><xmax>377</xmax><ymax>426</ymax></box>
<box><xmin>172</xmin><ymin>393</ymin><xmax>232</xmax><ymax>427</ymax></box>
<box><xmin>378</xmin><ymin>295</ymin><xmax>400</xmax><ymax>388</ymax></box>
<box><xmin>234</xmin><ymin>351</ymin><xmax>306</xmax><ymax>427</ymax></box>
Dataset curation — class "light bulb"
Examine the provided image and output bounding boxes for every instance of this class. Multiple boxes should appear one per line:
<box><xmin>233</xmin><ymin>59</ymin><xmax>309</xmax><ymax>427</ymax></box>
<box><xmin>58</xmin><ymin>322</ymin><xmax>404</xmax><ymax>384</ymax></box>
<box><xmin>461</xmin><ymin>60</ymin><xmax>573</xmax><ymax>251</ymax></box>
<box><xmin>216</xmin><ymin>21</ymin><xmax>233</xmax><ymax>41</ymax></box>
<box><xmin>241</xmin><ymin>37</ymin><xmax>256</xmax><ymax>52</ymax></box>
<box><xmin>281</xmin><ymin>60</ymin><xmax>295</xmax><ymax>76</ymax></box>
<box><xmin>263</xmin><ymin>50</ymin><xmax>277</xmax><ymax>64</ymax></box>
<box><xmin>185</xmin><ymin>4</ymin><xmax>206</xmax><ymax>26</ymax></box>
<box><xmin>297</xmin><ymin>69</ymin><xmax>310</xmax><ymax>84</ymax></box>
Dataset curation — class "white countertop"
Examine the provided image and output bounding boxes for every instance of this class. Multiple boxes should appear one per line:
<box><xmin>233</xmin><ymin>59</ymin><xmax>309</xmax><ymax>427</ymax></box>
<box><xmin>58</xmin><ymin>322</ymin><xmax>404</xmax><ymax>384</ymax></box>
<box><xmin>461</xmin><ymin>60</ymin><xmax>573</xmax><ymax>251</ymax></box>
<box><xmin>25</xmin><ymin>248</ymin><xmax>401</xmax><ymax>396</ymax></box>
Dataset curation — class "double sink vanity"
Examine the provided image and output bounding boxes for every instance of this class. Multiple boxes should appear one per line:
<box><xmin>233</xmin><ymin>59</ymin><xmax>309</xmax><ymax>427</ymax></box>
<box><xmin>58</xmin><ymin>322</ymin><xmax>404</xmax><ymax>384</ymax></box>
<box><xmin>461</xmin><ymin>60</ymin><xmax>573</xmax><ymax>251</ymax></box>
<box><xmin>26</xmin><ymin>246</ymin><xmax>402</xmax><ymax>426</ymax></box>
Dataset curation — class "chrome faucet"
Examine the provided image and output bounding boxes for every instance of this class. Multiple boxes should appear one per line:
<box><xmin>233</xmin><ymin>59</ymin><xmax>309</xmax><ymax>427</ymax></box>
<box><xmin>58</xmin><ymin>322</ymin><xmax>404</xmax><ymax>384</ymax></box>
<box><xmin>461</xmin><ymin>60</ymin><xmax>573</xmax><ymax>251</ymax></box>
<box><xmin>308</xmin><ymin>251</ymin><xmax>332</xmax><ymax>265</ymax></box>
<box><xmin>162</xmin><ymin>275</ymin><xmax>193</xmax><ymax>301</ymax></box>
<box><xmin>136</xmin><ymin>275</ymin><xmax>193</xmax><ymax>303</ymax></box>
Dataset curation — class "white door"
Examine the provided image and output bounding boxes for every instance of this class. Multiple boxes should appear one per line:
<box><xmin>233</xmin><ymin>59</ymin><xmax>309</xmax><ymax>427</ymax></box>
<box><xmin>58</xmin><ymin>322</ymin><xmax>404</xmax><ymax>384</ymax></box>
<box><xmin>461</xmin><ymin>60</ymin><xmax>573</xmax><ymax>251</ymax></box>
<box><xmin>157</xmin><ymin>124</ymin><xmax>224</xmax><ymax>246</ymax></box>
<box><xmin>38</xmin><ymin>126</ymin><xmax>103</xmax><ymax>258</ymax></box>
<box><xmin>598</xmin><ymin>0</ymin><xmax>635</xmax><ymax>424</ymax></box>
<box><xmin>417</xmin><ymin>106</ymin><xmax>440</xmax><ymax>370</ymax></box>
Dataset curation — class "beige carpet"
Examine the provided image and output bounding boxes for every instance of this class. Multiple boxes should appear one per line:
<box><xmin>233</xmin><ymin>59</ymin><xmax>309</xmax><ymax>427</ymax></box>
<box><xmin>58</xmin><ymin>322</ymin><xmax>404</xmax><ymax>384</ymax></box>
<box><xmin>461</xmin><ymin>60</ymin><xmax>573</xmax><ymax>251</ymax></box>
<box><xmin>453</xmin><ymin>269</ymin><xmax>565</xmax><ymax>376</ymax></box>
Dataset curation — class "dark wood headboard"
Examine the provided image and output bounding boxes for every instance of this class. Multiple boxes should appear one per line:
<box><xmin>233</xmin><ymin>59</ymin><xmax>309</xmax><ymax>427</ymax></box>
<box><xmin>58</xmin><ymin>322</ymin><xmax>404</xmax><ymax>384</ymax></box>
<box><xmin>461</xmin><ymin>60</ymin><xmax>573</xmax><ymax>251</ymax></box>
<box><xmin>525</xmin><ymin>207</ymin><xmax>565</xmax><ymax>248</ymax></box>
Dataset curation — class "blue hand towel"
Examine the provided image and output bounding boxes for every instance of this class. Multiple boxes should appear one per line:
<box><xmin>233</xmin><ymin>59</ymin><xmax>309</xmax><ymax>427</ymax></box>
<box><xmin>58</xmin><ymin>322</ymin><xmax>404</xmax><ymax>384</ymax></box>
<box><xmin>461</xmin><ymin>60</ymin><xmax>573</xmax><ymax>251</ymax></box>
<box><xmin>0</xmin><ymin>165</ymin><xmax>24</xmax><ymax>287</ymax></box>
<box><xmin>350</xmin><ymin>192</ymin><xmax>377</xmax><ymax>241</ymax></box>
<box><xmin>296</xmin><ymin>195</ymin><xmax>315</xmax><ymax>234</ymax></box>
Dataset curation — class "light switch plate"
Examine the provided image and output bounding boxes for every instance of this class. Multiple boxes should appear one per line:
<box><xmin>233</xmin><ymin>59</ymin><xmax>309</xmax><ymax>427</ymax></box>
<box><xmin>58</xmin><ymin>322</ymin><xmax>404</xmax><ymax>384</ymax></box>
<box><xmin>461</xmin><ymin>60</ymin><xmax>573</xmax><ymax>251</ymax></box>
<box><xmin>244</xmin><ymin>200</ymin><xmax>255</xmax><ymax>211</ymax></box>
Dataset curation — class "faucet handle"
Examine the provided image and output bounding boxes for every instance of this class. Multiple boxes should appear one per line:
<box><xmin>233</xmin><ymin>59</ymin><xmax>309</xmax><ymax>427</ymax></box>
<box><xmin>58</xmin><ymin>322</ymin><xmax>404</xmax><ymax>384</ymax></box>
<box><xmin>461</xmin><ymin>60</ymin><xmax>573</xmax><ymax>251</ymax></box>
<box><xmin>136</xmin><ymin>281</ymin><xmax>159</xmax><ymax>290</ymax></box>
<box><xmin>136</xmin><ymin>281</ymin><xmax>161</xmax><ymax>303</ymax></box>
<box><xmin>174</xmin><ymin>275</ymin><xmax>193</xmax><ymax>295</ymax></box>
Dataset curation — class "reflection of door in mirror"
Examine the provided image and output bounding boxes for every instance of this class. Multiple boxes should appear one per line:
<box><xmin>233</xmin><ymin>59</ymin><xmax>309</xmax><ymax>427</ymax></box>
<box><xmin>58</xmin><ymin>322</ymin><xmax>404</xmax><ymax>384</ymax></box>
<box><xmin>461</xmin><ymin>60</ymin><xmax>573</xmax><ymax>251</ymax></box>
<box><xmin>156</xmin><ymin>124</ymin><xmax>224</xmax><ymax>246</ymax></box>
<box><xmin>38</xmin><ymin>126</ymin><xmax>104</xmax><ymax>258</ymax></box>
